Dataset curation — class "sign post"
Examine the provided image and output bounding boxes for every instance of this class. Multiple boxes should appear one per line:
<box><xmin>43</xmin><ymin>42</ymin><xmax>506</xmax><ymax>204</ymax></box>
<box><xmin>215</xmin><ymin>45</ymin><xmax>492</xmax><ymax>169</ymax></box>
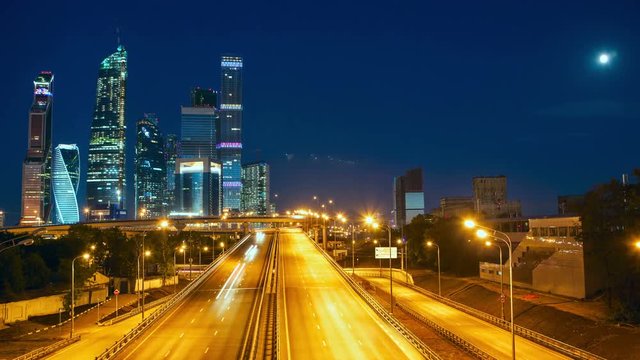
<box><xmin>375</xmin><ymin>247</ymin><xmax>398</xmax><ymax>277</ymax></box>
<box><xmin>114</xmin><ymin>289</ymin><xmax>120</xmax><ymax>317</ymax></box>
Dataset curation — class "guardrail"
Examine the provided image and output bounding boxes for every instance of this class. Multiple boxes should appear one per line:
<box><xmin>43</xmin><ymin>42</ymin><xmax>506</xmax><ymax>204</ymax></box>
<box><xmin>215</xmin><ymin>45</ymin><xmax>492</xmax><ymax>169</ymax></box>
<box><xmin>13</xmin><ymin>335</ymin><xmax>81</xmax><ymax>360</ymax></box>
<box><xmin>97</xmin><ymin>295</ymin><xmax>172</xmax><ymax>326</ymax></box>
<box><xmin>306</xmin><ymin>235</ymin><xmax>442</xmax><ymax>360</ymax></box>
<box><xmin>242</xmin><ymin>231</ymin><xmax>279</xmax><ymax>359</ymax></box>
<box><xmin>94</xmin><ymin>234</ymin><xmax>252</xmax><ymax>360</ymax></box>
<box><xmin>366</xmin><ymin>272</ymin><xmax>606</xmax><ymax>360</ymax></box>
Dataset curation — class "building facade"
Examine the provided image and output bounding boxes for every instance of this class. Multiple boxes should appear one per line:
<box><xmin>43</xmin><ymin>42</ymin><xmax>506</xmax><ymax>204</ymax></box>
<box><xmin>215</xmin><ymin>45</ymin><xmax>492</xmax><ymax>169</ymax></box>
<box><xmin>241</xmin><ymin>162</ymin><xmax>270</xmax><ymax>215</ymax></box>
<box><xmin>51</xmin><ymin>144</ymin><xmax>80</xmax><ymax>224</ymax></box>
<box><xmin>87</xmin><ymin>45</ymin><xmax>128</xmax><ymax>220</ymax></box>
<box><xmin>21</xmin><ymin>72</ymin><xmax>54</xmax><ymax>225</ymax></box>
<box><xmin>172</xmin><ymin>158</ymin><xmax>221</xmax><ymax>217</ymax></box>
<box><xmin>180</xmin><ymin>106</ymin><xmax>217</xmax><ymax>160</ymax></box>
<box><xmin>472</xmin><ymin>176</ymin><xmax>521</xmax><ymax>218</ymax></box>
<box><xmin>393</xmin><ymin>168</ymin><xmax>425</xmax><ymax>227</ymax></box>
<box><xmin>439</xmin><ymin>196</ymin><xmax>475</xmax><ymax>219</ymax></box>
<box><xmin>164</xmin><ymin>134</ymin><xmax>179</xmax><ymax>215</ymax></box>
<box><xmin>218</xmin><ymin>56</ymin><xmax>243</xmax><ymax>212</ymax></box>
<box><xmin>135</xmin><ymin>114</ymin><xmax>165</xmax><ymax>219</ymax></box>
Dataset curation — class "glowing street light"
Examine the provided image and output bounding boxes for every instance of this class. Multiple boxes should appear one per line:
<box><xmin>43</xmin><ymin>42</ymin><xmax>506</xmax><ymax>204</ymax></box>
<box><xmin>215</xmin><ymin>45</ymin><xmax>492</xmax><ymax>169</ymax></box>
<box><xmin>365</xmin><ymin>216</ymin><xmax>395</xmax><ymax>314</ymax></box>
<box><xmin>465</xmin><ymin>218</ymin><xmax>515</xmax><ymax>360</ymax></box>
<box><xmin>485</xmin><ymin>240</ymin><xmax>505</xmax><ymax>320</ymax></box>
<box><xmin>426</xmin><ymin>241</ymin><xmax>441</xmax><ymax>296</ymax></box>
<box><xmin>71</xmin><ymin>253</ymin><xmax>91</xmax><ymax>338</ymax></box>
<box><xmin>635</xmin><ymin>240</ymin><xmax>640</xmax><ymax>250</ymax></box>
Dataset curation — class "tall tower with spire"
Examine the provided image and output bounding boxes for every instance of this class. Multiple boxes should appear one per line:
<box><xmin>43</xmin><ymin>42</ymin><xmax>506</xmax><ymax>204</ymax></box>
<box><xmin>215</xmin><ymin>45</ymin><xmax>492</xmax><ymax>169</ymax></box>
<box><xmin>86</xmin><ymin>45</ymin><xmax>128</xmax><ymax>219</ymax></box>
<box><xmin>20</xmin><ymin>71</ymin><xmax>54</xmax><ymax>225</ymax></box>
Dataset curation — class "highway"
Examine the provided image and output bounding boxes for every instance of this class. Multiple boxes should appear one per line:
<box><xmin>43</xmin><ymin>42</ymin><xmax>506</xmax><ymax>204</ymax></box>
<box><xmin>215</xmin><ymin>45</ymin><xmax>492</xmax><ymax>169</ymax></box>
<box><xmin>113</xmin><ymin>232</ymin><xmax>274</xmax><ymax>360</ymax></box>
<box><xmin>364</xmin><ymin>276</ymin><xmax>570</xmax><ymax>360</ymax></box>
<box><xmin>279</xmin><ymin>229</ymin><xmax>424</xmax><ymax>360</ymax></box>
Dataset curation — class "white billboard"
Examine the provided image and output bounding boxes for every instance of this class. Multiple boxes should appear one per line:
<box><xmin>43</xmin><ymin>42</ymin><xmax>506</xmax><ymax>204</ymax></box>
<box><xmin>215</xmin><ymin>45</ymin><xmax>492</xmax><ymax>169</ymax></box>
<box><xmin>375</xmin><ymin>247</ymin><xmax>398</xmax><ymax>259</ymax></box>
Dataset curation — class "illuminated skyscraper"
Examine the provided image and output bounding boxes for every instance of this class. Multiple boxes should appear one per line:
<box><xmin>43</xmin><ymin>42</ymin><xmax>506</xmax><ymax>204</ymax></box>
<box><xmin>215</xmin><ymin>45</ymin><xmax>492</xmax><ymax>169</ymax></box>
<box><xmin>164</xmin><ymin>134</ymin><xmax>179</xmax><ymax>215</ymax></box>
<box><xmin>218</xmin><ymin>56</ymin><xmax>243</xmax><ymax>212</ymax></box>
<box><xmin>172</xmin><ymin>158</ymin><xmax>221</xmax><ymax>216</ymax></box>
<box><xmin>241</xmin><ymin>162</ymin><xmax>270</xmax><ymax>215</ymax></box>
<box><xmin>51</xmin><ymin>144</ymin><xmax>80</xmax><ymax>224</ymax></box>
<box><xmin>87</xmin><ymin>45</ymin><xmax>127</xmax><ymax>219</ymax></box>
<box><xmin>393</xmin><ymin>168</ymin><xmax>425</xmax><ymax>228</ymax></box>
<box><xmin>180</xmin><ymin>107</ymin><xmax>216</xmax><ymax>159</ymax></box>
<box><xmin>21</xmin><ymin>71</ymin><xmax>54</xmax><ymax>225</ymax></box>
<box><xmin>135</xmin><ymin>114</ymin><xmax>165</xmax><ymax>219</ymax></box>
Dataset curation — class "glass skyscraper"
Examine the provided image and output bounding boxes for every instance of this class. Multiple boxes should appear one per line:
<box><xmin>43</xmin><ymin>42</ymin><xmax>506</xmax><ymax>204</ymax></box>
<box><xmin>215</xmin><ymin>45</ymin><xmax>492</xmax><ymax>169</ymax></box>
<box><xmin>241</xmin><ymin>162</ymin><xmax>270</xmax><ymax>215</ymax></box>
<box><xmin>180</xmin><ymin>106</ymin><xmax>217</xmax><ymax>159</ymax></box>
<box><xmin>164</xmin><ymin>134</ymin><xmax>179</xmax><ymax>215</ymax></box>
<box><xmin>87</xmin><ymin>45</ymin><xmax>127</xmax><ymax>219</ymax></box>
<box><xmin>21</xmin><ymin>71</ymin><xmax>54</xmax><ymax>225</ymax></box>
<box><xmin>51</xmin><ymin>144</ymin><xmax>80</xmax><ymax>224</ymax></box>
<box><xmin>218</xmin><ymin>56</ymin><xmax>243</xmax><ymax>212</ymax></box>
<box><xmin>135</xmin><ymin>114</ymin><xmax>165</xmax><ymax>219</ymax></box>
<box><xmin>173</xmin><ymin>158</ymin><xmax>221</xmax><ymax>217</ymax></box>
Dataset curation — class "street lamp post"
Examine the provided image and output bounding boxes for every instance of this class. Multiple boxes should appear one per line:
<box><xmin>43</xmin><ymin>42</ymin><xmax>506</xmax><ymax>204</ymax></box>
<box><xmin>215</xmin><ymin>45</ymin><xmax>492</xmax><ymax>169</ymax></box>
<box><xmin>71</xmin><ymin>253</ymin><xmax>90</xmax><ymax>338</ymax></box>
<box><xmin>485</xmin><ymin>240</ymin><xmax>505</xmax><ymax>320</ymax></box>
<box><xmin>466</xmin><ymin>220</ymin><xmax>515</xmax><ymax>360</ymax></box>
<box><xmin>0</xmin><ymin>237</ymin><xmax>35</xmax><ymax>254</ymax></box>
<box><xmin>366</xmin><ymin>217</ymin><xmax>394</xmax><ymax>314</ymax></box>
<box><xmin>426</xmin><ymin>241</ymin><xmax>441</xmax><ymax>296</ymax></box>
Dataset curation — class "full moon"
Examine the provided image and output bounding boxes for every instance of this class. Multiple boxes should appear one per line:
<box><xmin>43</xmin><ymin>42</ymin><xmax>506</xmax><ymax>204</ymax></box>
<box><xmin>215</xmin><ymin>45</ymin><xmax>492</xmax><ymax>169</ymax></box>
<box><xmin>598</xmin><ymin>53</ymin><xmax>610</xmax><ymax>64</ymax></box>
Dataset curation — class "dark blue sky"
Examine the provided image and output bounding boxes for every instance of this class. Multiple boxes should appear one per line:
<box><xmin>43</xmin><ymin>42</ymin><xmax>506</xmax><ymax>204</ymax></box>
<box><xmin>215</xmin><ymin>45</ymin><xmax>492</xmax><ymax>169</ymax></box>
<box><xmin>1</xmin><ymin>1</ymin><xmax>639</xmax><ymax>224</ymax></box>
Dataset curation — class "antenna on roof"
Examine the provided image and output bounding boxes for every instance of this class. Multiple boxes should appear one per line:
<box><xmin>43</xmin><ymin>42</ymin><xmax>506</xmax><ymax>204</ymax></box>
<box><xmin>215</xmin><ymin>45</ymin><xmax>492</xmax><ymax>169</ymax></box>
<box><xmin>116</xmin><ymin>26</ymin><xmax>121</xmax><ymax>46</ymax></box>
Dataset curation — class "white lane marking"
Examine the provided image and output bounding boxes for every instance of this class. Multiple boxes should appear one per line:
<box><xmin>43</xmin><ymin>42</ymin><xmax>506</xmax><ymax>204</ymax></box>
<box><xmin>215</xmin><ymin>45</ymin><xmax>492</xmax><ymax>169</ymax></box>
<box><xmin>312</xmin><ymin>312</ymin><xmax>316</xmax><ymax>318</ymax></box>
<box><xmin>316</xmin><ymin>324</ymin><xmax>320</xmax><ymax>330</ymax></box>
<box><xmin>358</xmin><ymin>340</ymin><xmax>363</xmax><ymax>346</ymax></box>
<box><xmin>221</xmin><ymin>317</ymin><xmax>225</xmax><ymax>322</ymax></box>
<box><xmin>164</xmin><ymin>350</ymin><xmax>170</xmax><ymax>358</ymax></box>
<box><xmin>205</xmin><ymin>347</ymin><xmax>209</xmax><ymax>354</ymax></box>
<box><xmin>200</xmin><ymin>308</ymin><xmax>204</xmax><ymax>312</ymax></box>
<box><xmin>322</xmin><ymin>340</ymin><xmax>327</xmax><ymax>347</ymax></box>
<box><xmin>179</xmin><ymin>332</ymin><xmax>184</xmax><ymax>338</ymax></box>
<box><xmin>214</xmin><ymin>330</ymin><xmax>218</xmax><ymax>336</ymax></box>
<box><xmin>190</xmin><ymin>318</ymin><xmax>195</xmax><ymax>324</ymax></box>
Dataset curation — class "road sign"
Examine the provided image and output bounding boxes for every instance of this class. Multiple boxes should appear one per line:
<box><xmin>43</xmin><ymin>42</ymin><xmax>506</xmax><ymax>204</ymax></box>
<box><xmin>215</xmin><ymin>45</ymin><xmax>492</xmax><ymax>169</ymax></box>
<box><xmin>113</xmin><ymin>289</ymin><xmax>120</xmax><ymax>296</ymax></box>
<box><xmin>375</xmin><ymin>247</ymin><xmax>398</xmax><ymax>259</ymax></box>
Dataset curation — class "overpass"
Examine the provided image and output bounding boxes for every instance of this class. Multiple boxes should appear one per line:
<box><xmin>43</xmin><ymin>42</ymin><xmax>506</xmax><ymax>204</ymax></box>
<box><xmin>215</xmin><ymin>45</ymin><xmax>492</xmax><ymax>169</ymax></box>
<box><xmin>1</xmin><ymin>215</ymin><xmax>310</xmax><ymax>237</ymax></box>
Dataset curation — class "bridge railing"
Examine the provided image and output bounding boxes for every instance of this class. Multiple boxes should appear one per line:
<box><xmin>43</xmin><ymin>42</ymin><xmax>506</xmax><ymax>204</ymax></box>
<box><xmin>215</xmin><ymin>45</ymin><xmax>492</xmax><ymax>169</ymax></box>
<box><xmin>94</xmin><ymin>234</ymin><xmax>252</xmax><ymax>360</ymax></box>
<box><xmin>13</xmin><ymin>336</ymin><xmax>81</xmax><ymax>360</ymax></box>
<box><xmin>364</xmin><ymin>271</ymin><xmax>606</xmax><ymax>360</ymax></box>
<box><xmin>305</xmin><ymin>234</ymin><xmax>442</xmax><ymax>360</ymax></box>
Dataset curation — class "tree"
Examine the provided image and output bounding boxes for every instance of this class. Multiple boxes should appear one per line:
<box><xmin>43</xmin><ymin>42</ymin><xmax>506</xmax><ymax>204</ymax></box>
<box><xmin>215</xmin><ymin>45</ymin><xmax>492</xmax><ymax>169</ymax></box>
<box><xmin>23</xmin><ymin>253</ymin><xmax>51</xmax><ymax>289</ymax></box>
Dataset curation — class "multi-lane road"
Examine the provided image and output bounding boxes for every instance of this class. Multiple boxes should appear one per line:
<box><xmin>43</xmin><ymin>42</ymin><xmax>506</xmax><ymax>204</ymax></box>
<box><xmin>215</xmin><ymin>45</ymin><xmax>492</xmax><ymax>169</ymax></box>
<box><xmin>279</xmin><ymin>229</ymin><xmax>425</xmax><ymax>360</ymax></box>
<box><xmin>113</xmin><ymin>232</ymin><xmax>274</xmax><ymax>360</ymax></box>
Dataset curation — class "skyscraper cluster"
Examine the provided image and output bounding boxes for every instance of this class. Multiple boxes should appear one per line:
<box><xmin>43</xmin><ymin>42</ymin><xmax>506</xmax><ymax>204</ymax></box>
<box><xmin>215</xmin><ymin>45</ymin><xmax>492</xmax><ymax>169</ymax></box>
<box><xmin>18</xmin><ymin>45</ymin><xmax>270</xmax><ymax>225</ymax></box>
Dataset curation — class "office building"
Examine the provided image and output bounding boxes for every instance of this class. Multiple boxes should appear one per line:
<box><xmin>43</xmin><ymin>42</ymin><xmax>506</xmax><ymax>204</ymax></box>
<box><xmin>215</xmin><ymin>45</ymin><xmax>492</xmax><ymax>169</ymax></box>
<box><xmin>218</xmin><ymin>56</ymin><xmax>243</xmax><ymax>212</ymax></box>
<box><xmin>393</xmin><ymin>168</ymin><xmax>425</xmax><ymax>227</ymax></box>
<box><xmin>51</xmin><ymin>144</ymin><xmax>80</xmax><ymax>224</ymax></box>
<box><xmin>135</xmin><ymin>114</ymin><xmax>165</xmax><ymax>219</ymax></box>
<box><xmin>0</xmin><ymin>211</ymin><xmax>5</xmax><ymax>227</ymax></box>
<box><xmin>21</xmin><ymin>71</ymin><xmax>54</xmax><ymax>225</ymax></box>
<box><xmin>181</xmin><ymin>94</ymin><xmax>217</xmax><ymax>159</ymax></box>
<box><xmin>439</xmin><ymin>196</ymin><xmax>475</xmax><ymax>219</ymax></box>
<box><xmin>164</xmin><ymin>134</ymin><xmax>179</xmax><ymax>215</ymax></box>
<box><xmin>172</xmin><ymin>158</ymin><xmax>221</xmax><ymax>217</ymax></box>
<box><xmin>241</xmin><ymin>162</ymin><xmax>270</xmax><ymax>215</ymax></box>
<box><xmin>87</xmin><ymin>45</ymin><xmax>128</xmax><ymax>220</ymax></box>
<box><xmin>472</xmin><ymin>176</ymin><xmax>521</xmax><ymax>218</ymax></box>
<box><xmin>191</xmin><ymin>87</ymin><xmax>217</xmax><ymax>107</ymax></box>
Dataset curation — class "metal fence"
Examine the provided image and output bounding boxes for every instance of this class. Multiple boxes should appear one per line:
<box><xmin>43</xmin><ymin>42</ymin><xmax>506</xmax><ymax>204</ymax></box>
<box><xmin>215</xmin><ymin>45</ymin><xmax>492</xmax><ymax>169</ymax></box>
<box><xmin>13</xmin><ymin>335</ymin><xmax>81</xmax><ymax>360</ymax></box>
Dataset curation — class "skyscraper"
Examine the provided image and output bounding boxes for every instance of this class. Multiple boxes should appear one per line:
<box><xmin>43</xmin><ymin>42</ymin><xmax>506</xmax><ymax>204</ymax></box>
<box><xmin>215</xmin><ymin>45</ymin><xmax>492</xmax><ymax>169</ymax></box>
<box><xmin>21</xmin><ymin>71</ymin><xmax>54</xmax><ymax>225</ymax></box>
<box><xmin>173</xmin><ymin>158</ymin><xmax>221</xmax><ymax>217</ymax></box>
<box><xmin>393</xmin><ymin>168</ymin><xmax>425</xmax><ymax>228</ymax></box>
<box><xmin>87</xmin><ymin>45</ymin><xmax>127</xmax><ymax>219</ymax></box>
<box><xmin>180</xmin><ymin>106</ymin><xmax>217</xmax><ymax>159</ymax></box>
<box><xmin>191</xmin><ymin>87</ymin><xmax>217</xmax><ymax>107</ymax></box>
<box><xmin>51</xmin><ymin>144</ymin><xmax>80</xmax><ymax>224</ymax></box>
<box><xmin>135</xmin><ymin>114</ymin><xmax>165</xmax><ymax>219</ymax></box>
<box><xmin>164</xmin><ymin>134</ymin><xmax>179</xmax><ymax>215</ymax></box>
<box><xmin>218</xmin><ymin>56</ymin><xmax>243</xmax><ymax>212</ymax></box>
<box><xmin>241</xmin><ymin>162</ymin><xmax>270</xmax><ymax>215</ymax></box>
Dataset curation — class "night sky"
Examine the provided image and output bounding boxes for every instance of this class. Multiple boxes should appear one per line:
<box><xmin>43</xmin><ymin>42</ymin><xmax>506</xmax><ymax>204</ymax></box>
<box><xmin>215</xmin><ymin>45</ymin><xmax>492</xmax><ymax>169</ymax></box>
<box><xmin>1</xmin><ymin>1</ymin><xmax>639</xmax><ymax>225</ymax></box>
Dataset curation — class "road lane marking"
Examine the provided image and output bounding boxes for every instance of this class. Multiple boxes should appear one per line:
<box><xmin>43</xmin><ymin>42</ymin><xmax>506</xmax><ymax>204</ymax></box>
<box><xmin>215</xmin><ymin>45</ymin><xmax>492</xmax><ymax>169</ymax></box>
<box><xmin>190</xmin><ymin>318</ymin><xmax>195</xmax><ymax>324</ymax></box>
<box><xmin>214</xmin><ymin>330</ymin><xmax>218</xmax><ymax>336</ymax></box>
<box><xmin>179</xmin><ymin>332</ymin><xmax>184</xmax><ymax>338</ymax></box>
<box><xmin>205</xmin><ymin>347</ymin><xmax>209</xmax><ymax>354</ymax></box>
<box><xmin>164</xmin><ymin>350</ymin><xmax>170</xmax><ymax>357</ymax></box>
<box><xmin>200</xmin><ymin>308</ymin><xmax>204</xmax><ymax>312</ymax></box>
<box><xmin>216</xmin><ymin>263</ymin><xmax>242</xmax><ymax>299</ymax></box>
<box><xmin>221</xmin><ymin>317</ymin><xmax>225</xmax><ymax>322</ymax></box>
<box><xmin>322</xmin><ymin>340</ymin><xmax>327</xmax><ymax>347</ymax></box>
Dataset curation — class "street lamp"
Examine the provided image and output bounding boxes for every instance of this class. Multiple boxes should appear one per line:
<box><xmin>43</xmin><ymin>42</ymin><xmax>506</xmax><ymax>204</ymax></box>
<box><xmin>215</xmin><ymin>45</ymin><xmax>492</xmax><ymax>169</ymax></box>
<box><xmin>426</xmin><ymin>241</ymin><xmax>441</xmax><ymax>296</ymax></box>
<box><xmin>220</xmin><ymin>241</ymin><xmax>225</xmax><ymax>254</ymax></box>
<box><xmin>466</xmin><ymin>219</ymin><xmax>515</xmax><ymax>360</ymax></box>
<box><xmin>365</xmin><ymin>216</ymin><xmax>394</xmax><ymax>314</ymax></box>
<box><xmin>485</xmin><ymin>240</ymin><xmax>505</xmax><ymax>320</ymax></box>
<box><xmin>635</xmin><ymin>240</ymin><xmax>640</xmax><ymax>250</ymax></box>
<box><xmin>71</xmin><ymin>253</ymin><xmax>90</xmax><ymax>338</ymax></box>
<box><xmin>0</xmin><ymin>237</ymin><xmax>35</xmax><ymax>254</ymax></box>
<box><xmin>137</xmin><ymin>247</ymin><xmax>151</xmax><ymax>320</ymax></box>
